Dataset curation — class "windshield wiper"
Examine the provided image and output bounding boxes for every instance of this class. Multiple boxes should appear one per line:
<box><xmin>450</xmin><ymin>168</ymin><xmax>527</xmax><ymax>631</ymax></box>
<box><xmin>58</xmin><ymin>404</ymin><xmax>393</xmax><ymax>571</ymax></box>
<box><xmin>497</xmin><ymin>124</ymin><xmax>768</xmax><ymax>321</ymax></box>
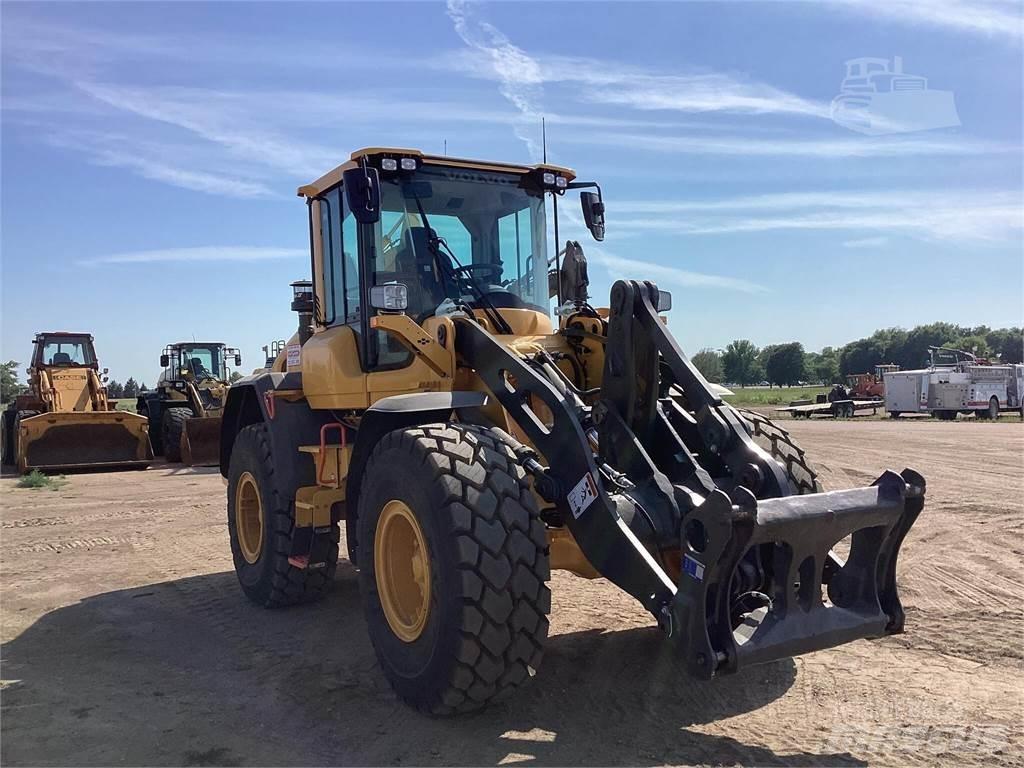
<box><xmin>408</xmin><ymin>191</ymin><xmax>514</xmax><ymax>335</ymax></box>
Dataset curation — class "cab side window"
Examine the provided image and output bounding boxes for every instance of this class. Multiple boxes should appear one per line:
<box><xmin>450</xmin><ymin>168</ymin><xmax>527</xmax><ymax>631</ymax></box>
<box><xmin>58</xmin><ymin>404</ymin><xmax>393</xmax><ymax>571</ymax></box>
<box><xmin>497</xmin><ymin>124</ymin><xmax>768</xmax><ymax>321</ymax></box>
<box><xmin>320</xmin><ymin>187</ymin><xmax>361</xmax><ymax>329</ymax></box>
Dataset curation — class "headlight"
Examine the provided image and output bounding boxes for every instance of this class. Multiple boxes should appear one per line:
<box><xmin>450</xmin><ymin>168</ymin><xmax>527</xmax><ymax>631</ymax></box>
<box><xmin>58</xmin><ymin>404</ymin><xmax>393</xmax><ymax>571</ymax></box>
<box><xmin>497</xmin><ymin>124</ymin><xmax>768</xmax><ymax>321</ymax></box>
<box><xmin>400</xmin><ymin>157</ymin><xmax>417</xmax><ymax>171</ymax></box>
<box><xmin>542</xmin><ymin>172</ymin><xmax>556</xmax><ymax>186</ymax></box>
<box><xmin>381</xmin><ymin>158</ymin><xmax>398</xmax><ymax>171</ymax></box>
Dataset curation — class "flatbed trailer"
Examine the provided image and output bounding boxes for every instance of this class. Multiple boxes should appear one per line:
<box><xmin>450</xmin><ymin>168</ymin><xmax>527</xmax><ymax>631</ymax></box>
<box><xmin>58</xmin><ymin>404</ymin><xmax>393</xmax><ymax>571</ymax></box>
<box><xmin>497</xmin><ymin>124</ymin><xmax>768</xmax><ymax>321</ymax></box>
<box><xmin>776</xmin><ymin>399</ymin><xmax>886</xmax><ymax>419</ymax></box>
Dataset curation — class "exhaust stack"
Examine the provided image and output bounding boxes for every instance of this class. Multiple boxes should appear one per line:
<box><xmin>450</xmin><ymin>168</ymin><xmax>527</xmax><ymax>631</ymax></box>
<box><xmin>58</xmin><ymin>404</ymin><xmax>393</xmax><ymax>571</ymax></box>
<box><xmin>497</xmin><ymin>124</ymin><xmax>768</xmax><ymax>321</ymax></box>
<box><xmin>290</xmin><ymin>280</ymin><xmax>314</xmax><ymax>345</ymax></box>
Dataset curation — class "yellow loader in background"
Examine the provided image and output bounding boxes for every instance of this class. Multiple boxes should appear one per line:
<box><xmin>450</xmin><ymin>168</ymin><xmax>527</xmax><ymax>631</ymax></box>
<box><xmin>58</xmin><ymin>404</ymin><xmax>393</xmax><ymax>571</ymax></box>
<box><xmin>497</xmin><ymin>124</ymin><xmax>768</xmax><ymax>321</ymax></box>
<box><xmin>1</xmin><ymin>332</ymin><xmax>152</xmax><ymax>473</ymax></box>
<box><xmin>137</xmin><ymin>342</ymin><xmax>241</xmax><ymax>466</ymax></box>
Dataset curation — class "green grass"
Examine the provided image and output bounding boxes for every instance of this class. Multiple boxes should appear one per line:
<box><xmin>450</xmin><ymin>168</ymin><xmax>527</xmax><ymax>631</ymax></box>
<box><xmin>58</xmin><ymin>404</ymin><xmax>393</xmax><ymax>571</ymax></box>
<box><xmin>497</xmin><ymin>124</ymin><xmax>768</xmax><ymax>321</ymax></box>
<box><xmin>111</xmin><ymin>399</ymin><xmax>138</xmax><ymax>413</ymax></box>
<box><xmin>723</xmin><ymin>385</ymin><xmax>830</xmax><ymax>408</ymax></box>
<box><xmin>17</xmin><ymin>470</ymin><xmax>68</xmax><ymax>491</ymax></box>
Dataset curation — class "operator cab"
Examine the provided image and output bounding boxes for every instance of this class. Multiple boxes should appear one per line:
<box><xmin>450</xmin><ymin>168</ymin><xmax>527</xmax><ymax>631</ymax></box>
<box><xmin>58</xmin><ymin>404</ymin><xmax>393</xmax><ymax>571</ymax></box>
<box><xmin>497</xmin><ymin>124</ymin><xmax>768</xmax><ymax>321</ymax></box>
<box><xmin>32</xmin><ymin>333</ymin><xmax>98</xmax><ymax>369</ymax></box>
<box><xmin>300</xmin><ymin>148</ymin><xmax>606</xmax><ymax>370</ymax></box>
<box><xmin>159</xmin><ymin>343</ymin><xmax>241</xmax><ymax>382</ymax></box>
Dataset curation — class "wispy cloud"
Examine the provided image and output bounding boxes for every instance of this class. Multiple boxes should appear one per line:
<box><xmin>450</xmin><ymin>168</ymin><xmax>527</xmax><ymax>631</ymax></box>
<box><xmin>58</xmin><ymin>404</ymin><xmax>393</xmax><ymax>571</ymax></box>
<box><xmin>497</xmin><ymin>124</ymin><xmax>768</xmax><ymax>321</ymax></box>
<box><xmin>446</xmin><ymin>0</ymin><xmax>545</xmax><ymax>158</ymax></box>
<box><xmin>588</xmin><ymin>248</ymin><xmax>768</xmax><ymax>294</ymax></box>
<box><xmin>576</xmin><ymin>131</ymin><xmax>1007</xmax><ymax>158</ymax></box>
<box><xmin>843</xmin><ymin>236</ymin><xmax>890</xmax><ymax>248</ymax></box>
<box><xmin>833</xmin><ymin>0</ymin><xmax>1023</xmax><ymax>41</ymax></box>
<box><xmin>74</xmin><ymin>82</ymin><xmax>339</xmax><ymax>179</ymax></box>
<box><xmin>40</xmin><ymin>128</ymin><xmax>277</xmax><ymax>199</ymax></box>
<box><xmin>438</xmin><ymin>33</ymin><xmax>831</xmax><ymax>121</ymax></box>
<box><xmin>79</xmin><ymin>246</ymin><xmax>305</xmax><ymax>266</ymax></box>
<box><xmin>609</xmin><ymin>189</ymin><xmax>1023</xmax><ymax>242</ymax></box>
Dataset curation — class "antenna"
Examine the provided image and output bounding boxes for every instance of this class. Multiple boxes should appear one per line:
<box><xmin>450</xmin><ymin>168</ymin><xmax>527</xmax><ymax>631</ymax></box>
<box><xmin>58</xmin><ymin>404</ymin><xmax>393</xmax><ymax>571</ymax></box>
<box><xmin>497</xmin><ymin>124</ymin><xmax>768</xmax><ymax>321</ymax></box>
<box><xmin>542</xmin><ymin>117</ymin><xmax>547</xmax><ymax>163</ymax></box>
<box><xmin>443</xmin><ymin>139</ymin><xmax>447</xmax><ymax>156</ymax></box>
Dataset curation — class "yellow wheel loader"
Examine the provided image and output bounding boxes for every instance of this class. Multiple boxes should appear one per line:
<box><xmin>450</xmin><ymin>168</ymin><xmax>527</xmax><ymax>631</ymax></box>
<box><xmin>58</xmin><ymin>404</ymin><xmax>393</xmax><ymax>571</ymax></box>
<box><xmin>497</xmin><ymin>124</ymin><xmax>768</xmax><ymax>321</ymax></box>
<box><xmin>219</xmin><ymin>148</ymin><xmax>925</xmax><ymax>715</ymax></box>
<box><xmin>1</xmin><ymin>332</ymin><xmax>152</xmax><ymax>473</ymax></box>
<box><xmin>137</xmin><ymin>343</ymin><xmax>241</xmax><ymax>466</ymax></box>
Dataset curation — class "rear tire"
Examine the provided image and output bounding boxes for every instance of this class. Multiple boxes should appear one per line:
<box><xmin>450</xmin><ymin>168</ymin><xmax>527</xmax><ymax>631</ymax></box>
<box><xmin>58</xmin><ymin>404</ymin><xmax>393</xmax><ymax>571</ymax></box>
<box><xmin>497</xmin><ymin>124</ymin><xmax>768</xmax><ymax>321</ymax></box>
<box><xmin>162</xmin><ymin>407</ymin><xmax>190</xmax><ymax>463</ymax></box>
<box><xmin>227</xmin><ymin>423</ymin><xmax>339</xmax><ymax>607</ymax></box>
<box><xmin>1</xmin><ymin>409</ymin><xmax>14</xmax><ymax>466</ymax></box>
<box><xmin>735</xmin><ymin>407</ymin><xmax>822</xmax><ymax>494</ymax></box>
<box><xmin>988</xmin><ymin>397</ymin><xmax>1000</xmax><ymax>420</ymax></box>
<box><xmin>357</xmin><ymin>423</ymin><xmax>550</xmax><ymax>715</ymax></box>
<box><xmin>139</xmin><ymin>400</ymin><xmax>163</xmax><ymax>455</ymax></box>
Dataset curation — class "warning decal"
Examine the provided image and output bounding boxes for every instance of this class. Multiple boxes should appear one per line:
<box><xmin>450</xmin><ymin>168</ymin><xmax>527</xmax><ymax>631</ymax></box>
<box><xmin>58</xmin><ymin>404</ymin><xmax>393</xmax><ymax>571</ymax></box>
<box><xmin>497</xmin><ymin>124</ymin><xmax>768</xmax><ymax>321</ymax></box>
<box><xmin>683</xmin><ymin>554</ymin><xmax>705</xmax><ymax>582</ymax></box>
<box><xmin>286</xmin><ymin>344</ymin><xmax>301</xmax><ymax>368</ymax></box>
<box><xmin>567</xmin><ymin>472</ymin><xmax>598</xmax><ymax>519</ymax></box>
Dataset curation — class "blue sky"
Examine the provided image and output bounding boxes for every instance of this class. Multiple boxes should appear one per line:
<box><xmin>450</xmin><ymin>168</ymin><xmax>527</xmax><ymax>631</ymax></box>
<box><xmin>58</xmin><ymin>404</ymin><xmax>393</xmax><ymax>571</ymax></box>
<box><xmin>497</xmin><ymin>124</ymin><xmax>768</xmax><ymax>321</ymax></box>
<box><xmin>2</xmin><ymin>0</ymin><xmax>1022</xmax><ymax>384</ymax></box>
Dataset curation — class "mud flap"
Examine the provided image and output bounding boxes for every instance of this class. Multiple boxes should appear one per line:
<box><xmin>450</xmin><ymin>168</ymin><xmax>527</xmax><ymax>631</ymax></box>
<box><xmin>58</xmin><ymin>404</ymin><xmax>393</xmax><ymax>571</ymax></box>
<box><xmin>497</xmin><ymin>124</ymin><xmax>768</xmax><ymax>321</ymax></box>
<box><xmin>182</xmin><ymin>416</ymin><xmax>221</xmax><ymax>467</ymax></box>
<box><xmin>19</xmin><ymin>412</ymin><xmax>153</xmax><ymax>472</ymax></box>
<box><xmin>672</xmin><ymin>468</ymin><xmax>925</xmax><ymax>679</ymax></box>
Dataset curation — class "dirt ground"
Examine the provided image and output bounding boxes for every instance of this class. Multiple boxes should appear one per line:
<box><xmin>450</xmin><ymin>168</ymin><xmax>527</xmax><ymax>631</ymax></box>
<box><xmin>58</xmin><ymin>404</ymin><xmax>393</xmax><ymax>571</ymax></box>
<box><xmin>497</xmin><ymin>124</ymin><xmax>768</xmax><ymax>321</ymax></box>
<box><xmin>2</xmin><ymin>419</ymin><xmax>1022</xmax><ymax>767</ymax></box>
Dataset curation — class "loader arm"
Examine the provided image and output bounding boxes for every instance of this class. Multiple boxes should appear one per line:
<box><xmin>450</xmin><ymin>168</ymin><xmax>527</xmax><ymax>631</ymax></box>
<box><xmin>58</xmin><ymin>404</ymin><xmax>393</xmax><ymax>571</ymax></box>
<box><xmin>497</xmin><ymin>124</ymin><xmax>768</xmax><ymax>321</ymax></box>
<box><xmin>457</xmin><ymin>280</ymin><xmax>924</xmax><ymax>678</ymax></box>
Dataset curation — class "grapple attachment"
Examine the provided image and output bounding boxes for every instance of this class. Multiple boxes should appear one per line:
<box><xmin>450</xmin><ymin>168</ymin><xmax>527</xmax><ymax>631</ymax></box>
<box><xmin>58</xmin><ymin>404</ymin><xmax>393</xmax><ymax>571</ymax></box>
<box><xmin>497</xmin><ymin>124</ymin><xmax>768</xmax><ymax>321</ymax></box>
<box><xmin>181</xmin><ymin>416</ymin><xmax>222</xmax><ymax>467</ymax></box>
<box><xmin>18</xmin><ymin>411</ymin><xmax>152</xmax><ymax>473</ymax></box>
<box><xmin>673</xmin><ymin>468</ymin><xmax>925</xmax><ymax>678</ymax></box>
<box><xmin>456</xmin><ymin>277</ymin><xmax>927</xmax><ymax>679</ymax></box>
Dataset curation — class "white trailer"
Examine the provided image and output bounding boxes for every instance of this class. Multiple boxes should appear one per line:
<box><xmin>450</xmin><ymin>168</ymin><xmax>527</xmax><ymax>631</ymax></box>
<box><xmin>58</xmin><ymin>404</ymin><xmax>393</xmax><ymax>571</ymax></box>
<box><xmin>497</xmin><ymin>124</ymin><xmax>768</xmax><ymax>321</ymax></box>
<box><xmin>885</xmin><ymin>361</ymin><xmax>1019</xmax><ymax>420</ymax></box>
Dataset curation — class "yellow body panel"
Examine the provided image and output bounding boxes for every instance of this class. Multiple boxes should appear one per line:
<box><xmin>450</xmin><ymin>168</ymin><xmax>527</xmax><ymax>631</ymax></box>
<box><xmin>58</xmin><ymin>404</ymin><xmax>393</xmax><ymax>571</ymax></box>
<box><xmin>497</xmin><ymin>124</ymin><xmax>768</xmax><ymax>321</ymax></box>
<box><xmin>300</xmin><ymin>325</ymin><xmax>370</xmax><ymax>409</ymax></box>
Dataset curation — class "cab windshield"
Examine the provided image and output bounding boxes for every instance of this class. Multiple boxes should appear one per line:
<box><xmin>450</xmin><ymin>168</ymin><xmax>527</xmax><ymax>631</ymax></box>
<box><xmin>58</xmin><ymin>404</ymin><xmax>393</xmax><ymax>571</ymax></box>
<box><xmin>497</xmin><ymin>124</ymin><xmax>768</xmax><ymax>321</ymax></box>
<box><xmin>38</xmin><ymin>336</ymin><xmax>96</xmax><ymax>367</ymax></box>
<box><xmin>373</xmin><ymin>165</ymin><xmax>548</xmax><ymax>318</ymax></box>
<box><xmin>174</xmin><ymin>345</ymin><xmax>223</xmax><ymax>379</ymax></box>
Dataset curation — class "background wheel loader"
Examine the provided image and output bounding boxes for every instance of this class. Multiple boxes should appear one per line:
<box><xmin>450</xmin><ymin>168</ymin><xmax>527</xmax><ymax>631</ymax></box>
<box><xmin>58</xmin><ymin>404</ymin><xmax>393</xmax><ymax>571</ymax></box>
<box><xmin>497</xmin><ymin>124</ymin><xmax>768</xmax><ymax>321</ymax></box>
<box><xmin>138</xmin><ymin>342</ymin><xmax>241</xmax><ymax>466</ymax></box>
<box><xmin>1</xmin><ymin>332</ymin><xmax>152</xmax><ymax>473</ymax></box>
<box><xmin>219</xmin><ymin>148</ymin><xmax>925</xmax><ymax>715</ymax></box>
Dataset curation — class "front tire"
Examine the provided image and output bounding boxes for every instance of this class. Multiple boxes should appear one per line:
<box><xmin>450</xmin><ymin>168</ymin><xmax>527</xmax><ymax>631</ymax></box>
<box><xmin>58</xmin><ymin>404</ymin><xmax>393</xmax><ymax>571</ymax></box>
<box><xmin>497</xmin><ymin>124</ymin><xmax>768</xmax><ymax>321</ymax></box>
<box><xmin>736</xmin><ymin>407</ymin><xmax>822</xmax><ymax>494</ymax></box>
<box><xmin>357</xmin><ymin>423</ymin><xmax>550</xmax><ymax>715</ymax></box>
<box><xmin>227</xmin><ymin>423</ymin><xmax>339</xmax><ymax>607</ymax></box>
<box><xmin>162</xmin><ymin>407</ymin><xmax>191</xmax><ymax>463</ymax></box>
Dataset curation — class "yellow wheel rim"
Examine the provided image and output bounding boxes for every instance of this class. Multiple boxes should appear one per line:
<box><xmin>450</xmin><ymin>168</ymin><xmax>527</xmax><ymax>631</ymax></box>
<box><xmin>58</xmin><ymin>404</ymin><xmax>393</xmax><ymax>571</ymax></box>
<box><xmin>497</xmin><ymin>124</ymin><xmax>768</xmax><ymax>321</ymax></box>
<box><xmin>374</xmin><ymin>499</ymin><xmax>431</xmax><ymax>643</ymax></box>
<box><xmin>235</xmin><ymin>471</ymin><xmax>264</xmax><ymax>564</ymax></box>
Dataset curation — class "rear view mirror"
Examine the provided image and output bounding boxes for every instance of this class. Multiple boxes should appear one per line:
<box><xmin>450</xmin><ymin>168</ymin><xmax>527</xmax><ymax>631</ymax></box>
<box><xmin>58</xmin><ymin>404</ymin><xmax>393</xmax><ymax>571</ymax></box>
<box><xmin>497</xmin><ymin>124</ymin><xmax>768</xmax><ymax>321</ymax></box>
<box><xmin>160</xmin><ymin>354</ymin><xmax>169</xmax><ymax>368</ymax></box>
<box><xmin>580</xmin><ymin>191</ymin><xmax>605</xmax><ymax>242</ymax></box>
<box><xmin>343</xmin><ymin>167</ymin><xmax>381</xmax><ymax>224</ymax></box>
<box><xmin>234</xmin><ymin>354</ymin><xmax>242</xmax><ymax>367</ymax></box>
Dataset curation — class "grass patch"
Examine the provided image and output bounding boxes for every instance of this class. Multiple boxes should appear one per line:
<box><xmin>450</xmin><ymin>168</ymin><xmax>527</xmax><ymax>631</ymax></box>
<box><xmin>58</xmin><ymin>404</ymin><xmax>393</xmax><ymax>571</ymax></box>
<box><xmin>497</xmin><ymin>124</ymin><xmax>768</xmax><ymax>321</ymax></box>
<box><xmin>17</xmin><ymin>470</ymin><xmax>68</xmax><ymax>491</ymax></box>
<box><xmin>723</xmin><ymin>385</ymin><xmax>830</xmax><ymax>408</ymax></box>
<box><xmin>111</xmin><ymin>399</ymin><xmax>138</xmax><ymax>413</ymax></box>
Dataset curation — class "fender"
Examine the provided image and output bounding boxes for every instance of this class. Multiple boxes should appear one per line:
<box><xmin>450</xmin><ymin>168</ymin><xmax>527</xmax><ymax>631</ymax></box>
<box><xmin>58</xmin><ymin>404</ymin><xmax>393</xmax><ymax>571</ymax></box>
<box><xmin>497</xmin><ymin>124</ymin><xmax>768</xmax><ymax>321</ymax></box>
<box><xmin>345</xmin><ymin>390</ymin><xmax>488</xmax><ymax>565</ymax></box>
<box><xmin>219</xmin><ymin>372</ymin><xmax>324</xmax><ymax>497</ymax></box>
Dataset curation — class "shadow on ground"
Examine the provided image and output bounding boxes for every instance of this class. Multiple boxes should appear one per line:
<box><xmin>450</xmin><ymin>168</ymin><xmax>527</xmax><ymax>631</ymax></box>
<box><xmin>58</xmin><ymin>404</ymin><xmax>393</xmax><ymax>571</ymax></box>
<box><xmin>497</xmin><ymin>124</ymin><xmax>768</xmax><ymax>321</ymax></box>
<box><xmin>1</xmin><ymin>567</ymin><xmax>864</xmax><ymax>767</ymax></box>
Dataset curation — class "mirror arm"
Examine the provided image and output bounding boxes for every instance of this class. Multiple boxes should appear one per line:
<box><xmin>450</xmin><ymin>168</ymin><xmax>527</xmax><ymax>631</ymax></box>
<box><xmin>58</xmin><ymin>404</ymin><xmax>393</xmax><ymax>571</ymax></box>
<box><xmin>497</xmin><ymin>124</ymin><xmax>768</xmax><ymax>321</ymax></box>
<box><xmin>566</xmin><ymin>181</ymin><xmax>603</xmax><ymax>199</ymax></box>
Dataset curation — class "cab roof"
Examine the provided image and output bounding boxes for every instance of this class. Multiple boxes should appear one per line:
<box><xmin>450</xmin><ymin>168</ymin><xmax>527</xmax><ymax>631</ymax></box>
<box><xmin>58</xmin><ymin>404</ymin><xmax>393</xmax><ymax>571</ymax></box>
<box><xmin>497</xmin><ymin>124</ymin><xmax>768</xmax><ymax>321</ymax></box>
<box><xmin>35</xmin><ymin>332</ymin><xmax>94</xmax><ymax>340</ymax></box>
<box><xmin>297</xmin><ymin>147</ymin><xmax>576</xmax><ymax>198</ymax></box>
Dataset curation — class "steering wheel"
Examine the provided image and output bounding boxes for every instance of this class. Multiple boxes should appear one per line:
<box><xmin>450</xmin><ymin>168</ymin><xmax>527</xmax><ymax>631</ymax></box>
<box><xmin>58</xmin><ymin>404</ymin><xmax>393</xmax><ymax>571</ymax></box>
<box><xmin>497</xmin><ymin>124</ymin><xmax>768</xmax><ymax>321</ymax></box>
<box><xmin>451</xmin><ymin>263</ymin><xmax>503</xmax><ymax>281</ymax></box>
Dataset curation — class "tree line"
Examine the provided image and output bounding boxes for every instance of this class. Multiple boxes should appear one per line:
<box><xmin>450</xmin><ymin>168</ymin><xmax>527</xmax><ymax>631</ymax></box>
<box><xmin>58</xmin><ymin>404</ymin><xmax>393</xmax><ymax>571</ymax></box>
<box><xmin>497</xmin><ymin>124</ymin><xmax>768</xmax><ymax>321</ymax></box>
<box><xmin>690</xmin><ymin>323</ymin><xmax>1023</xmax><ymax>387</ymax></box>
<box><xmin>1</xmin><ymin>361</ymin><xmax>246</xmax><ymax>404</ymax></box>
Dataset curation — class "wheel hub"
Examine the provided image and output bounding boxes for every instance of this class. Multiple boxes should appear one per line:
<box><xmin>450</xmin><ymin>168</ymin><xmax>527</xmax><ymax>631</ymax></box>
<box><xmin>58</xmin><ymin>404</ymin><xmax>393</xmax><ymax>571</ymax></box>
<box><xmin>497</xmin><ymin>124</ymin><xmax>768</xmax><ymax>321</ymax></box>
<box><xmin>374</xmin><ymin>499</ymin><xmax>431</xmax><ymax>643</ymax></box>
<box><xmin>235</xmin><ymin>471</ymin><xmax>264</xmax><ymax>564</ymax></box>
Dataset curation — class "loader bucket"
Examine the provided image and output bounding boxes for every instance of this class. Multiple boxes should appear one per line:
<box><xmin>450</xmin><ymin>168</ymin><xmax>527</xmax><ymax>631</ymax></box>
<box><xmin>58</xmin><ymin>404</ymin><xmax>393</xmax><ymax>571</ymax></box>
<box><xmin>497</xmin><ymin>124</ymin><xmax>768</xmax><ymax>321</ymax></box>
<box><xmin>17</xmin><ymin>411</ymin><xmax>153</xmax><ymax>473</ymax></box>
<box><xmin>671</xmin><ymin>469</ymin><xmax>925</xmax><ymax>679</ymax></box>
<box><xmin>181</xmin><ymin>415</ymin><xmax>221</xmax><ymax>467</ymax></box>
